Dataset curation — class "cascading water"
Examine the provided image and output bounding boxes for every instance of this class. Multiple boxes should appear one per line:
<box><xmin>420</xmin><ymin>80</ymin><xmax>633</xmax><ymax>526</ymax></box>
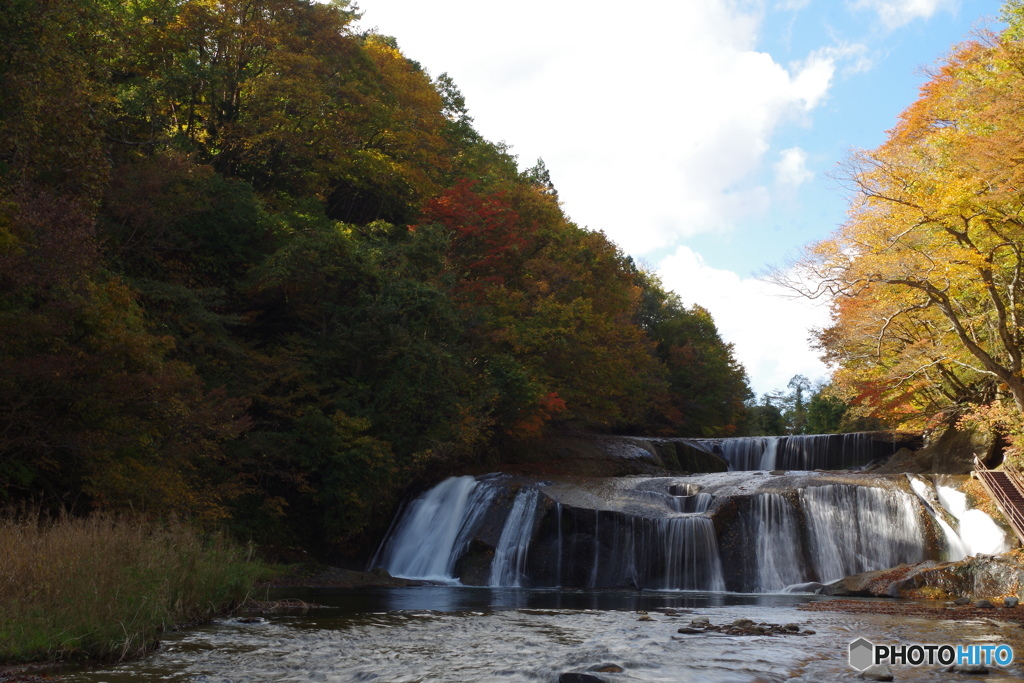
<box><xmin>750</xmin><ymin>493</ymin><xmax>805</xmax><ymax>592</ymax></box>
<box><xmin>372</xmin><ymin>476</ymin><xmax>496</xmax><ymax>581</ymax></box>
<box><xmin>668</xmin><ymin>483</ymin><xmax>713</xmax><ymax>513</ymax></box>
<box><xmin>706</xmin><ymin>433</ymin><xmax>898</xmax><ymax>471</ymax></box>
<box><xmin>489</xmin><ymin>488</ymin><xmax>540</xmax><ymax>587</ymax></box>
<box><xmin>799</xmin><ymin>484</ymin><xmax>925</xmax><ymax>583</ymax></box>
<box><xmin>907</xmin><ymin>475</ymin><xmax>968</xmax><ymax>561</ymax></box>
<box><xmin>569</xmin><ymin>511</ymin><xmax>725</xmax><ymax>591</ymax></box>
<box><xmin>374</xmin><ymin>452</ymin><xmax>951</xmax><ymax>594</ymax></box>
<box><xmin>936</xmin><ymin>483</ymin><xmax>1009</xmax><ymax>556</ymax></box>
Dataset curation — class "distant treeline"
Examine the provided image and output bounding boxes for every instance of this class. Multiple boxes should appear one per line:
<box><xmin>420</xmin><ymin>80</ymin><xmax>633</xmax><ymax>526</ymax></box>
<box><xmin>0</xmin><ymin>0</ymin><xmax>752</xmax><ymax>555</ymax></box>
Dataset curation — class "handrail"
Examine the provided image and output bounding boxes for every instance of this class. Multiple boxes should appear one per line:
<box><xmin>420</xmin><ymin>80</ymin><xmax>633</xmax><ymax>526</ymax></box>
<box><xmin>972</xmin><ymin>459</ymin><xmax>1024</xmax><ymax>546</ymax></box>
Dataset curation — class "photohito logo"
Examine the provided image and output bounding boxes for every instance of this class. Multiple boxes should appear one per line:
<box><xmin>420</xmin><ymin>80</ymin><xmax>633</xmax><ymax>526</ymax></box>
<box><xmin>849</xmin><ymin>638</ymin><xmax>1014</xmax><ymax>670</ymax></box>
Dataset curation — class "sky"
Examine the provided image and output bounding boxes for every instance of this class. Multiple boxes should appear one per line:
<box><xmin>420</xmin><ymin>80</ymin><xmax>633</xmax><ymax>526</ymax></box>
<box><xmin>352</xmin><ymin>0</ymin><xmax>1007</xmax><ymax>396</ymax></box>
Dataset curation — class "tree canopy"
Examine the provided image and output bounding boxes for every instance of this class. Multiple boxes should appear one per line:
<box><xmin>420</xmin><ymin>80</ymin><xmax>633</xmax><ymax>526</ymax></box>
<box><xmin>776</xmin><ymin>4</ymin><xmax>1024</xmax><ymax>444</ymax></box>
<box><xmin>0</xmin><ymin>0</ymin><xmax>751</xmax><ymax>555</ymax></box>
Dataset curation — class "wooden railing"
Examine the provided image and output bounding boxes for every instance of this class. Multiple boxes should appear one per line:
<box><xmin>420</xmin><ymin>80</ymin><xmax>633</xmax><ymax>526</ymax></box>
<box><xmin>973</xmin><ymin>456</ymin><xmax>1024</xmax><ymax>546</ymax></box>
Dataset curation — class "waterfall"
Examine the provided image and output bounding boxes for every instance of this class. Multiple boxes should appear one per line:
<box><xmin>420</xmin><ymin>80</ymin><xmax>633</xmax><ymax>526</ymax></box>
<box><xmin>668</xmin><ymin>483</ymin><xmax>713</xmax><ymax>513</ymax></box>
<box><xmin>936</xmin><ymin>484</ymin><xmax>1009</xmax><ymax>556</ymax></box>
<box><xmin>372</xmin><ymin>476</ymin><xmax>496</xmax><ymax>581</ymax></box>
<box><xmin>489</xmin><ymin>488</ymin><xmax>540</xmax><ymax>587</ymax></box>
<box><xmin>374</xmin><ymin>471</ymin><xmax>937</xmax><ymax>594</ymax></box>
<box><xmin>555</xmin><ymin>502</ymin><xmax>563</xmax><ymax>587</ymax></box>
<box><xmin>907</xmin><ymin>475</ymin><xmax>968</xmax><ymax>561</ymax></box>
<box><xmin>711</xmin><ymin>433</ymin><xmax>896</xmax><ymax>471</ymax></box>
<box><xmin>799</xmin><ymin>484</ymin><xmax>925</xmax><ymax>583</ymax></box>
<box><xmin>751</xmin><ymin>493</ymin><xmax>805</xmax><ymax>592</ymax></box>
<box><xmin>577</xmin><ymin>512</ymin><xmax>725</xmax><ymax>591</ymax></box>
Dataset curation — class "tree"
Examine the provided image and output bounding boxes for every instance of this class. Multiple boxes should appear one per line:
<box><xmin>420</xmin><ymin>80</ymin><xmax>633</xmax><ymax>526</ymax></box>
<box><xmin>773</xmin><ymin>21</ymin><xmax>1024</xmax><ymax>429</ymax></box>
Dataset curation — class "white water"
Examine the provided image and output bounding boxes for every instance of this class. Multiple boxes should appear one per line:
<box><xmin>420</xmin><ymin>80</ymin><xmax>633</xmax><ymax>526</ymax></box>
<box><xmin>489</xmin><ymin>488</ymin><xmax>540</xmax><ymax>587</ymax></box>
<box><xmin>751</xmin><ymin>493</ymin><xmax>804</xmax><ymax>592</ymax></box>
<box><xmin>799</xmin><ymin>484</ymin><xmax>926</xmax><ymax>583</ymax></box>
<box><xmin>713</xmin><ymin>433</ymin><xmax>892</xmax><ymax>471</ymax></box>
<box><xmin>907</xmin><ymin>475</ymin><xmax>968</xmax><ymax>561</ymax></box>
<box><xmin>372</xmin><ymin>476</ymin><xmax>496</xmax><ymax>581</ymax></box>
<box><xmin>937</xmin><ymin>484</ymin><xmax>1010</xmax><ymax>556</ymax></box>
<box><xmin>376</xmin><ymin>475</ymin><xmax>941</xmax><ymax>593</ymax></box>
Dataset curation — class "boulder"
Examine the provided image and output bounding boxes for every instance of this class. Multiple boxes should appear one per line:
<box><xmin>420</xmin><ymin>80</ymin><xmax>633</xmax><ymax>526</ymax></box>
<box><xmin>859</xmin><ymin>664</ymin><xmax>893</xmax><ymax>681</ymax></box>
<box><xmin>922</xmin><ymin>423</ymin><xmax>1000</xmax><ymax>474</ymax></box>
<box><xmin>559</xmin><ymin>674</ymin><xmax>610</xmax><ymax>683</ymax></box>
<box><xmin>825</xmin><ymin>554</ymin><xmax>1024</xmax><ymax>600</ymax></box>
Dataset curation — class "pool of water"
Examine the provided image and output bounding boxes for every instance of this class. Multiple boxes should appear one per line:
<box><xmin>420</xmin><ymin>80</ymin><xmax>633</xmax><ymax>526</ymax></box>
<box><xmin>65</xmin><ymin>587</ymin><xmax>1024</xmax><ymax>682</ymax></box>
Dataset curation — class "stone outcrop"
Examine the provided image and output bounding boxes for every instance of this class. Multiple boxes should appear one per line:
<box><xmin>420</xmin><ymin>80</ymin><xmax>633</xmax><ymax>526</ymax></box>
<box><xmin>823</xmin><ymin>553</ymin><xmax>1024</xmax><ymax>601</ymax></box>
<box><xmin>495</xmin><ymin>435</ymin><xmax>728</xmax><ymax>477</ymax></box>
<box><xmin>873</xmin><ymin>423</ymin><xmax>1000</xmax><ymax>475</ymax></box>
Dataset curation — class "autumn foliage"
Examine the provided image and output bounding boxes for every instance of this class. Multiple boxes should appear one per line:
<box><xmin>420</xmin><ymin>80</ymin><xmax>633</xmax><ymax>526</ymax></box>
<box><xmin>778</xmin><ymin>4</ymin><xmax>1024</xmax><ymax>440</ymax></box>
<box><xmin>0</xmin><ymin>0</ymin><xmax>750</xmax><ymax>556</ymax></box>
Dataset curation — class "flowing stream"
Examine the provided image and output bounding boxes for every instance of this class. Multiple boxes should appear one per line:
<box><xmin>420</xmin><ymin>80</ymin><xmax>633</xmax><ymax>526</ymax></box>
<box><xmin>61</xmin><ymin>434</ymin><xmax>1021</xmax><ymax>682</ymax></box>
<box><xmin>65</xmin><ymin>586</ymin><xmax>1024</xmax><ymax>682</ymax></box>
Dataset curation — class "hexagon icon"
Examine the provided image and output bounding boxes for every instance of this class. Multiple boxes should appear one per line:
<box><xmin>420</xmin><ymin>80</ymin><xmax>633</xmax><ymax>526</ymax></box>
<box><xmin>849</xmin><ymin>638</ymin><xmax>874</xmax><ymax>671</ymax></box>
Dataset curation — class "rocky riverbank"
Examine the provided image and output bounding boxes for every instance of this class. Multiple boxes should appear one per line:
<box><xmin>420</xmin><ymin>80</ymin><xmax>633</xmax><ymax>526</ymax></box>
<box><xmin>821</xmin><ymin>550</ymin><xmax>1024</xmax><ymax>601</ymax></box>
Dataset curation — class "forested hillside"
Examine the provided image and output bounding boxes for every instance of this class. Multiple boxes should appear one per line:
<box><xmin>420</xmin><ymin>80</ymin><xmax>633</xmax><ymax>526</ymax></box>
<box><xmin>0</xmin><ymin>0</ymin><xmax>750</xmax><ymax>554</ymax></box>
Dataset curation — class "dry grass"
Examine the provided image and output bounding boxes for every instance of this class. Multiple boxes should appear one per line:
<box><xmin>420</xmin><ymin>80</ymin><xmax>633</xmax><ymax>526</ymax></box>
<box><xmin>0</xmin><ymin>511</ymin><xmax>266</xmax><ymax>664</ymax></box>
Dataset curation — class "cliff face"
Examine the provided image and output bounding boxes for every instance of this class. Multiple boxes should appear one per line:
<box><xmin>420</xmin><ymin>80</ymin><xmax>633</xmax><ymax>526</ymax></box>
<box><xmin>491</xmin><ymin>435</ymin><xmax>730</xmax><ymax>477</ymax></box>
<box><xmin>874</xmin><ymin>423</ymin><xmax>1000</xmax><ymax>475</ymax></box>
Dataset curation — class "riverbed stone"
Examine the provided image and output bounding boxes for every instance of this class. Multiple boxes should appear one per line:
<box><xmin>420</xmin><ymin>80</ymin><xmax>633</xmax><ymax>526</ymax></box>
<box><xmin>559</xmin><ymin>673</ymin><xmax>610</xmax><ymax>683</ymax></box>
<box><xmin>975</xmin><ymin>599</ymin><xmax>995</xmax><ymax>608</ymax></box>
<box><xmin>690</xmin><ymin>616</ymin><xmax>710</xmax><ymax>626</ymax></box>
<box><xmin>945</xmin><ymin>663</ymin><xmax>990</xmax><ymax>674</ymax></box>
<box><xmin>587</xmin><ymin>663</ymin><xmax>624</xmax><ymax>673</ymax></box>
<box><xmin>859</xmin><ymin>664</ymin><xmax>894</xmax><ymax>681</ymax></box>
<box><xmin>1005</xmin><ymin>596</ymin><xmax>1019</xmax><ymax>607</ymax></box>
<box><xmin>954</xmin><ymin>597</ymin><xmax>971</xmax><ymax>605</ymax></box>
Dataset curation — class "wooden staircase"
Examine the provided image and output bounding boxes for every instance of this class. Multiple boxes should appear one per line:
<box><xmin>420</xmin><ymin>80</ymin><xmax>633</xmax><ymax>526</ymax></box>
<box><xmin>973</xmin><ymin>456</ymin><xmax>1024</xmax><ymax>546</ymax></box>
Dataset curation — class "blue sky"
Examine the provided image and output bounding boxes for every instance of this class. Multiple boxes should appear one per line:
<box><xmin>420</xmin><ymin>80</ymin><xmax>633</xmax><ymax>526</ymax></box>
<box><xmin>353</xmin><ymin>0</ymin><xmax>1007</xmax><ymax>395</ymax></box>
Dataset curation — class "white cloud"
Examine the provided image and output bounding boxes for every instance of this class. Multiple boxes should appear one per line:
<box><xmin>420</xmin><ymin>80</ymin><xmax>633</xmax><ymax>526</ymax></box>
<box><xmin>774</xmin><ymin>146</ymin><xmax>813</xmax><ymax>188</ymax></box>
<box><xmin>776</xmin><ymin>0</ymin><xmax>812</xmax><ymax>9</ymax></box>
<box><xmin>657</xmin><ymin>246</ymin><xmax>831</xmax><ymax>395</ymax></box>
<box><xmin>850</xmin><ymin>0</ymin><xmax>957</xmax><ymax>30</ymax></box>
<box><xmin>355</xmin><ymin>1</ymin><xmax>853</xmax><ymax>256</ymax></box>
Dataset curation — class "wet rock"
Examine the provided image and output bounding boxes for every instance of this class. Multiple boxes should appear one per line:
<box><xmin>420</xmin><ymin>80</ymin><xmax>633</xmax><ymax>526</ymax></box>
<box><xmin>497</xmin><ymin>435</ymin><xmax>727</xmax><ymax>477</ymax></box>
<box><xmin>637</xmin><ymin>615</ymin><xmax>654</xmax><ymax>622</ymax></box>
<box><xmin>587</xmin><ymin>663</ymin><xmax>624</xmax><ymax>673</ymax></box>
<box><xmin>975</xmin><ymin>599</ymin><xmax>995</xmax><ymax>608</ymax></box>
<box><xmin>944</xmin><ymin>663</ymin><xmax>990</xmax><ymax>674</ymax></box>
<box><xmin>859</xmin><ymin>664</ymin><xmax>894</xmax><ymax>681</ymax></box>
<box><xmin>690</xmin><ymin>616</ymin><xmax>710</xmax><ymax>626</ymax></box>
<box><xmin>1005</xmin><ymin>596</ymin><xmax>1019</xmax><ymax>608</ymax></box>
<box><xmin>802</xmin><ymin>630</ymin><xmax>816</xmax><ymax>635</ymax></box>
<box><xmin>559</xmin><ymin>674</ymin><xmax>609</xmax><ymax>683</ymax></box>
<box><xmin>677</xmin><ymin>627</ymin><xmax>704</xmax><ymax>634</ymax></box>
<box><xmin>732</xmin><ymin>618</ymin><xmax>755</xmax><ymax>628</ymax></box>
<box><xmin>783</xmin><ymin>623</ymin><xmax>801</xmax><ymax>632</ymax></box>
<box><xmin>826</xmin><ymin>556</ymin><xmax>1024</xmax><ymax>601</ymax></box>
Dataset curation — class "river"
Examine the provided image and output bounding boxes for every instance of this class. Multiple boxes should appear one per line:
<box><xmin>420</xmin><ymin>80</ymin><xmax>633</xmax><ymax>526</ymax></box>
<box><xmin>64</xmin><ymin>586</ymin><xmax>1024</xmax><ymax>682</ymax></box>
